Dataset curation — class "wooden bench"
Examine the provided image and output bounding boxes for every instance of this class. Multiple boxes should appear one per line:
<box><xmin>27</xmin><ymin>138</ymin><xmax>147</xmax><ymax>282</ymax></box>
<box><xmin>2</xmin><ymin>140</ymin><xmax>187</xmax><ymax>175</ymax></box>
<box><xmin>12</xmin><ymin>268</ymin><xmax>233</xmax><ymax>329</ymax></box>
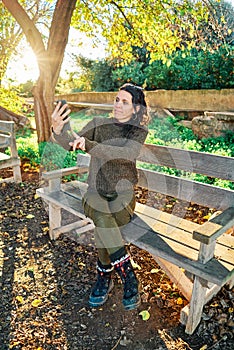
<box><xmin>37</xmin><ymin>144</ymin><xmax>234</xmax><ymax>335</ymax></box>
<box><xmin>0</xmin><ymin>120</ymin><xmax>22</xmax><ymax>183</ymax></box>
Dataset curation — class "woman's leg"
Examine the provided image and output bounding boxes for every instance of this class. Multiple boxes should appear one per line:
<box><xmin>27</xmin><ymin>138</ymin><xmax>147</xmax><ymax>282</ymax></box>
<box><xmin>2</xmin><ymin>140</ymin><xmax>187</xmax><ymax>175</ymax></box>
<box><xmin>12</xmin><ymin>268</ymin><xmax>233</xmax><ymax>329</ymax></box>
<box><xmin>82</xmin><ymin>190</ymin><xmax>124</xmax><ymax>307</ymax></box>
<box><xmin>82</xmin><ymin>190</ymin><xmax>127</xmax><ymax>263</ymax></box>
<box><xmin>83</xmin><ymin>189</ymin><xmax>140</xmax><ymax>310</ymax></box>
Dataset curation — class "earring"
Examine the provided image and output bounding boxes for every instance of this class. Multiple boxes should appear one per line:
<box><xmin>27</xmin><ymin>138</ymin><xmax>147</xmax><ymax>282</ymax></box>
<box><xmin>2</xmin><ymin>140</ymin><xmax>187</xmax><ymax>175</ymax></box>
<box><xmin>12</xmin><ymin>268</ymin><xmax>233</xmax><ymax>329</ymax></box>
<box><xmin>132</xmin><ymin>113</ymin><xmax>137</xmax><ymax>120</ymax></box>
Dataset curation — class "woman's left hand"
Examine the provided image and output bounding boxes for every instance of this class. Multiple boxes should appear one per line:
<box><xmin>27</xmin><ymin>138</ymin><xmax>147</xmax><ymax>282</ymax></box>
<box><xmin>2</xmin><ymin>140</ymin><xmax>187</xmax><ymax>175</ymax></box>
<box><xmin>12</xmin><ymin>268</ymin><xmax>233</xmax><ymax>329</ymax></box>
<box><xmin>69</xmin><ymin>136</ymin><xmax>86</xmax><ymax>151</ymax></box>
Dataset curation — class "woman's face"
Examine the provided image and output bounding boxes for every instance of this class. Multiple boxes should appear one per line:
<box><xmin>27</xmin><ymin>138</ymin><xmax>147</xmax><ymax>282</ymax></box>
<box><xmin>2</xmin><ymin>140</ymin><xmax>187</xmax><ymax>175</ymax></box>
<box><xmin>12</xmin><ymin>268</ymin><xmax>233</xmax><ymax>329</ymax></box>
<box><xmin>113</xmin><ymin>90</ymin><xmax>134</xmax><ymax>123</ymax></box>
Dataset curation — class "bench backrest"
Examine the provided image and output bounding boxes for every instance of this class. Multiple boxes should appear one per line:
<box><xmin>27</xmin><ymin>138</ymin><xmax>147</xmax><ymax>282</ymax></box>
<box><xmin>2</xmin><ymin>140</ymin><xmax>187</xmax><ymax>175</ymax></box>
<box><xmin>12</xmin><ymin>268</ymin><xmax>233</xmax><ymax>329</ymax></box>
<box><xmin>77</xmin><ymin>143</ymin><xmax>234</xmax><ymax>211</ymax></box>
<box><xmin>0</xmin><ymin>120</ymin><xmax>18</xmax><ymax>157</ymax></box>
<box><xmin>137</xmin><ymin>144</ymin><xmax>234</xmax><ymax>211</ymax></box>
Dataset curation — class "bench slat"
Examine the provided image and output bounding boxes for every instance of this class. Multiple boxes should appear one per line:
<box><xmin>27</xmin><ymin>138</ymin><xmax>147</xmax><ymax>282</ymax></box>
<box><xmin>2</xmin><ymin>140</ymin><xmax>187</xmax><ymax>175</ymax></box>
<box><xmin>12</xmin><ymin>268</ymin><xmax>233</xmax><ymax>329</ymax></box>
<box><xmin>121</xmin><ymin>218</ymin><xmax>233</xmax><ymax>286</ymax></box>
<box><xmin>36</xmin><ymin>188</ymin><xmax>86</xmax><ymax>220</ymax></box>
<box><xmin>139</xmin><ymin>144</ymin><xmax>234</xmax><ymax>181</ymax></box>
<box><xmin>193</xmin><ymin>207</ymin><xmax>234</xmax><ymax>244</ymax></box>
<box><xmin>137</xmin><ymin>168</ymin><xmax>234</xmax><ymax>210</ymax></box>
<box><xmin>0</xmin><ymin>156</ymin><xmax>20</xmax><ymax>168</ymax></box>
<box><xmin>136</xmin><ymin>202</ymin><xmax>233</xmax><ymax>249</ymax></box>
<box><xmin>135</xmin><ymin>211</ymin><xmax>234</xmax><ymax>268</ymax></box>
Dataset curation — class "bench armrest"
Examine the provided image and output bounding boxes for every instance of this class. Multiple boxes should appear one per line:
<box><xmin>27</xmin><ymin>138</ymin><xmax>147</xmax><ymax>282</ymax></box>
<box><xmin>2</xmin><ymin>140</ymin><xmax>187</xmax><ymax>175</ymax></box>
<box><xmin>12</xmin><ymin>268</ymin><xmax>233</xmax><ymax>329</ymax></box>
<box><xmin>193</xmin><ymin>207</ymin><xmax>234</xmax><ymax>244</ymax></box>
<box><xmin>42</xmin><ymin>165</ymin><xmax>88</xmax><ymax>180</ymax></box>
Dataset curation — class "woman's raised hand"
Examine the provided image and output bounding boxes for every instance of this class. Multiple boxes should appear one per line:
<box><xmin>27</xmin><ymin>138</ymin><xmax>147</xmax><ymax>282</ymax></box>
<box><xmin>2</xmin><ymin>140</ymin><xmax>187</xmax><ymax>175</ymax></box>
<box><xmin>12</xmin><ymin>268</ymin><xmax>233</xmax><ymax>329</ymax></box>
<box><xmin>51</xmin><ymin>101</ymin><xmax>71</xmax><ymax>135</ymax></box>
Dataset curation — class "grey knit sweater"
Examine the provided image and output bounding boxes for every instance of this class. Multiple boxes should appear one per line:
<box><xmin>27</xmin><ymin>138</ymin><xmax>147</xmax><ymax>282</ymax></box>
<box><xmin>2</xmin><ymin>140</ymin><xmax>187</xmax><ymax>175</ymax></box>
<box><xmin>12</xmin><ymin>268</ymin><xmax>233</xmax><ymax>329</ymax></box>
<box><xmin>53</xmin><ymin>116</ymin><xmax>148</xmax><ymax>195</ymax></box>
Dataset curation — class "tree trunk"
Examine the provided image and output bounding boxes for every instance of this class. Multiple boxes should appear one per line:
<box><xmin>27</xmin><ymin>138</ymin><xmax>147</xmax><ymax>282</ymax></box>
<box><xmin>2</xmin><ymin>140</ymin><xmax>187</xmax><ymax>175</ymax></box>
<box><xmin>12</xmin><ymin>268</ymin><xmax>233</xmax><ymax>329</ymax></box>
<box><xmin>33</xmin><ymin>73</ymin><xmax>55</xmax><ymax>143</ymax></box>
<box><xmin>2</xmin><ymin>0</ymin><xmax>77</xmax><ymax>142</ymax></box>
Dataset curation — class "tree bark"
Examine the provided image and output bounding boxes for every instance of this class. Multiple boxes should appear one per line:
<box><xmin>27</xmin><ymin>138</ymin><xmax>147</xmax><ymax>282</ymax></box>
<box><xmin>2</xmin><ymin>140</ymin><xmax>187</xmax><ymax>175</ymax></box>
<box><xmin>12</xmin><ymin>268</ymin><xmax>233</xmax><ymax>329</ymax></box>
<box><xmin>2</xmin><ymin>0</ymin><xmax>77</xmax><ymax>142</ymax></box>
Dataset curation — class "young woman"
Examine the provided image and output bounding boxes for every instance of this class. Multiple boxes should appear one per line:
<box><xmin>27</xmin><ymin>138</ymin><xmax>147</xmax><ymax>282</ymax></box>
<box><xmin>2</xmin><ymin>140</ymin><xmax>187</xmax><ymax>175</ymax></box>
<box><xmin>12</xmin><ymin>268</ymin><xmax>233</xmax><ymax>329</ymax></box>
<box><xmin>51</xmin><ymin>83</ymin><xmax>150</xmax><ymax>311</ymax></box>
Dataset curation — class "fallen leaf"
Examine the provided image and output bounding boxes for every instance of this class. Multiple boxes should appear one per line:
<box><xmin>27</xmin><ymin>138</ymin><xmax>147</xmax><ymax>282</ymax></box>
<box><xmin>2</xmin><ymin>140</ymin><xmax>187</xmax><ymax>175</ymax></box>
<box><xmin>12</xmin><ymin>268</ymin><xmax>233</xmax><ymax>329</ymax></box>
<box><xmin>26</xmin><ymin>214</ymin><xmax>35</xmax><ymax>219</ymax></box>
<box><xmin>139</xmin><ymin>310</ymin><xmax>150</xmax><ymax>321</ymax></box>
<box><xmin>150</xmin><ymin>268</ymin><xmax>160</xmax><ymax>274</ymax></box>
<box><xmin>131</xmin><ymin>260</ymin><xmax>141</xmax><ymax>270</ymax></box>
<box><xmin>16</xmin><ymin>295</ymin><xmax>24</xmax><ymax>303</ymax></box>
<box><xmin>203</xmin><ymin>214</ymin><xmax>211</xmax><ymax>220</ymax></box>
<box><xmin>31</xmin><ymin>299</ymin><xmax>42</xmax><ymax>307</ymax></box>
<box><xmin>176</xmin><ymin>297</ymin><xmax>183</xmax><ymax>305</ymax></box>
<box><xmin>199</xmin><ymin>345</ymin><xmax>208</xmax><ymax>350</ymax></box>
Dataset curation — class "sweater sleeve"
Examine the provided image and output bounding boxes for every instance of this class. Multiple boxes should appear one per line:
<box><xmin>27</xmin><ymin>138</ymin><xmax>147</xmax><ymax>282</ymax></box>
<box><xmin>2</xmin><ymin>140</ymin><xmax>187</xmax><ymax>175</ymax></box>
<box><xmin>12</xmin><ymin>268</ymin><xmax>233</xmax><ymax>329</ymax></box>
<box><xmin>84</xmin><ymin>125</ymin><xmax>148</xmax><ymax>161</ymax></box>
<box><xmin>51</xmin><ymin>118</ymin><xmax>96</xmax><ymax>151</ymax></box>
<box><xmin>51</xmin><ymin>122</ymin><xmax>75</xmax><ymax>151</ymax></box>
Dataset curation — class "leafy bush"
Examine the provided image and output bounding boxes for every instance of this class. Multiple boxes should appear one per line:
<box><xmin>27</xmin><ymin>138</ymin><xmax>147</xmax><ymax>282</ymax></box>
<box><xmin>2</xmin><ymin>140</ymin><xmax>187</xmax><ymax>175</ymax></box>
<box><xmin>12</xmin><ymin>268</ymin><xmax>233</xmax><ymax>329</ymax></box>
<box><xmin>0</xmin><ymin>86</ymin><xmax>24</xmax><ymax>113</ymax></box>
<box><xmin>70</xmin><ymin>46</ymin><xmax>233</xmax><ymax>91</ymax></box>
<box><xmin>17</xmin><ymin>133</ymin><xmax>40</xmax><ymax>165</ymax></box>
<box><xmin>143</xmin><ymin>46</ymin><xmax>234</xmax><ymax>90</ymax></box>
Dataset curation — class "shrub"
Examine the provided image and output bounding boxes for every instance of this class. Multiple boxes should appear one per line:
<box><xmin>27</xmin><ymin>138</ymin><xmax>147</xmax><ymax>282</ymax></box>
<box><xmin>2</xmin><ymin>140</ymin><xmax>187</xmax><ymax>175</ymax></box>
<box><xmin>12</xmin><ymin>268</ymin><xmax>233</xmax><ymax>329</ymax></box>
<box><xmin>0</xmin><ymin>86</ymin><xmax>24</xmax><ymax>113</ymax></box>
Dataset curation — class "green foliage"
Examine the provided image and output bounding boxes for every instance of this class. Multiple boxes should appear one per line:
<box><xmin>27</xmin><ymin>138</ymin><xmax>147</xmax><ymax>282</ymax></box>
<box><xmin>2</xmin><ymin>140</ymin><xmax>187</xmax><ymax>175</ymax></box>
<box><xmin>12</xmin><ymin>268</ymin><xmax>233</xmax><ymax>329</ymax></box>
<box><xmin>0</xmin><ymin>86</ymin><xmax>24</xmax><ymax>113</ymax></box>
<box><xmin>199</xmin><ymin>131</ymin><xmax>234</xmax><ymax>157</ymax></box>
<box><xmin>68</xmin><ymin>45</ymin><xmax>233</xmax><ymax>91</ymax></box>
<box><xmin>16</xmin><ymin>80</ymin><xmax>34</xmax><ymax>97</ymax></box>
<box><xmin>72</xmin><ymin>0</ymin><xmax>220</xmax><ymax>63</ymax></box>
<box><xmin>111</xmin><ymin>61</ymin><xmax>146</xmax><ymax>88</ymax></box>
<box><xmin>16</xmin><ymin>133</ymin><xmax>40</xmax><ymax>165</ymax></box>
<box><xmin>39</xmin><ymin>142</ymin><xmax>78</xmax><ymax>171</ymax></box>
<box><xmin>115</xmin><ymin>47</ymin><xmax>234</xmax><ymax>90</ymax></box>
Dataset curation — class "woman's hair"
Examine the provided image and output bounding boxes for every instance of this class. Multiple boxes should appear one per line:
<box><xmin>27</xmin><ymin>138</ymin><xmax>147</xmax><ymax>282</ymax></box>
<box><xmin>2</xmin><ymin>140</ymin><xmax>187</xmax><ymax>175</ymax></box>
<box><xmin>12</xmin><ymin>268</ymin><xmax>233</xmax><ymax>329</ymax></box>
<box><xmin>120</xmin><ymin>83</ymin><xmax>150</xmax><ymax>126</ymax></box>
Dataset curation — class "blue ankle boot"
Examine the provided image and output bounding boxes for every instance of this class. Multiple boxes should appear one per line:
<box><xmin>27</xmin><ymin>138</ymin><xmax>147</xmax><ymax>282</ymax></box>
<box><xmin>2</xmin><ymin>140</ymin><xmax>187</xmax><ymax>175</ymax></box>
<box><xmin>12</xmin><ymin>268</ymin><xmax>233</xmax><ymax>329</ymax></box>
<box><xmin>114</xmin><ymin>255</ymin><xmax>141</xmax><ymax>311</ymax></box>
<box><xmin>89</xmin><ymin>263</ymin><xmax>114</xmax><ymax>307</ymax></box>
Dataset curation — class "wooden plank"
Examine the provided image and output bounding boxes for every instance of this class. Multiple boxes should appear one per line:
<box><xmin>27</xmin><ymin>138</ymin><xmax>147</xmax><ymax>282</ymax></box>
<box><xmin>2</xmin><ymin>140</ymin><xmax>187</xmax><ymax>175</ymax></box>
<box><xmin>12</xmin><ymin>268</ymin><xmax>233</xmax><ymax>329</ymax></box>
<box><xmin>49</xmin><ymin>203</ymin><xmax>61</xmax><ymax>240</ymax></box>
<box><xmin>0</xmin><ymin>157</ymin><xmax>21</xmax><ymax>168</ymax></box>
<box><xmin>53</xmin><ymin>219</ymin><xmax>93</xmax><ymax>236</ymax></box>
<box><xmin>185</xmin><ymin>277</ymin><xmax>207</xmax><ymax>334</ymax></box>
<box><xmin>42</xmin><ymin>166</ymin><xmax>85</xmax><ymax>180</ymax></box>
<box><xmin>69</xmin><ymin>101</ymin><xmax>113</xmax><ymax>110</ymax></box>
<box><xmin>137</xmin><ymin>168</ymin><xmax>234</xmax><ymax>210</ymax></box>
<box><xmin>194</xmin><ymin>220</ymin><xmax>234</xmax><ymax>245</ymax></box>
<box><xmin>0</xmin><ymin>134</ymin><xmax>11</xmax><ymax>148</ymax></box>
<box><xmin>75</xmin><ymin>223</ymin><xmax>95</xmax><ymax>235</ymax></box>
<box><xmin>0</xmin><ymin>176</ymin><xmax>14</xmax><ymax>183</ymax></box>
<box><xmin>121</xmin><ymin>216</ymin><xmax>233</xmax><ymax>285</ymax></box>
<box><xmin>217</xmin><ymin>232</ymin><xmax>234</xmax><ymax>249</ymax></box>
<box><xmin>180</xmin><ymin>283</ymin><xmax>224</xmax><ymax>326</ymax></box>
<box><xmin>136</xmin><ymin>202</ymin><xmax>233</xmax><ymax>249</ymax></box>
<box><xmin>36</xmin><ymin>188</ymin><xmax>86</xmax><ymax>220</ymax></box>
<box><xmin>135</xmin><ymin>202</ymin><xmax>200</xmax><ymax>232</ymax></box>
<box><xmin>193</xmin><ymin>207</ymin><xmax>234</xmax><ymax>244</ymax></box>
<box><xmin>62</xmin><ymin>180</ymin><xmax>88</xmax><ymax>197</ymax></box>
<box><xmin>139</xmin><ymin>144</ymin><xmax>234</xmax><ymax>181</ymax></box>
<box><xmin>185</xmin><ymin>228</ymin><xmax>218</xmax><ymax>334</ymax></box>
<box><xmin>0</xmin><ymin>153</ymin><xmax>10</xmax><ymax>161</ymax></box>
<box><xmin>134</xmin><ymin>205</ymin><xmax>234</xmax><ymax>268</ymax></box>
<box><xmin>0</xmin><ymin>120</ymin><xmax>14</xmax><ymax>133</ymax></box>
